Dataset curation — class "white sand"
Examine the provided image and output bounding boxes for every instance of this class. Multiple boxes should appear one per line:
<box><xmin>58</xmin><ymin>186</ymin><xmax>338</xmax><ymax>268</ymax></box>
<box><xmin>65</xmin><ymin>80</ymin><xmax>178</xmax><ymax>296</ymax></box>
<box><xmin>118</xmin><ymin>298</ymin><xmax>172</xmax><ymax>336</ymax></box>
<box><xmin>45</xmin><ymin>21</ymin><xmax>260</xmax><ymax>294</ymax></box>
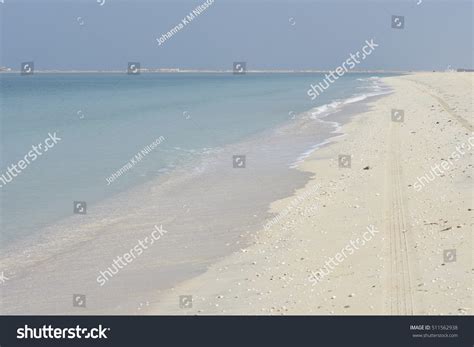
<box><xmin>150</xmin><ymin>72</ymin><xmax>473</xmax><ymax>315</ymax></box>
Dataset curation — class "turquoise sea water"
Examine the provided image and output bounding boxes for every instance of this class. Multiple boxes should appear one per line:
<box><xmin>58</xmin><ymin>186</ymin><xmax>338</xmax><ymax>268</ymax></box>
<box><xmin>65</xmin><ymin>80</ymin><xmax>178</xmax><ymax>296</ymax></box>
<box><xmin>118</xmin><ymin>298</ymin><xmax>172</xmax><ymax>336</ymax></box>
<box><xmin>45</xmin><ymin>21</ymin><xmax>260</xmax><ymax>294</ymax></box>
<box><xmin>0</xmin><ymin>73</ymin><xmax>391</xmax><ymax>248</ymax></box>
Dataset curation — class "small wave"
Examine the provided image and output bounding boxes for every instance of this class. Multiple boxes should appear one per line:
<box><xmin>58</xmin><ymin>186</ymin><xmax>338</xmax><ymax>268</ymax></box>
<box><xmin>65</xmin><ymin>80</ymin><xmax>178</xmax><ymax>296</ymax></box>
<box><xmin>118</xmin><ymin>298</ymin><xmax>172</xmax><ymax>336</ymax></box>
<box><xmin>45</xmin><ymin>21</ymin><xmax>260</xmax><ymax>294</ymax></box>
<box><xmin>343</xmin><ymin>94</ymin><xmax>367</xmax><ymax>104</ymax></box>
<box><xmin>289</xmin><ymin>133</ymin><xmax>344</xmax><ymax>169</ymax></box>
<box><xmin>309</xmin><ymin>82</ymin><xmax>389</xmax><ymax>120</ymax></box>
<box><xmin>289</xmin><ymin>117</ymin><xmax>345</xmax><ymax>169</ymax></box>
<box><xmin>309</xmin><ymin>101</ymin><xmax>342</xmax><ymax>119</ymax></box>
<box><xmin>292</xmin><ymin>76</ymin><xmax>391</xmax><ymax>168</ymax></box>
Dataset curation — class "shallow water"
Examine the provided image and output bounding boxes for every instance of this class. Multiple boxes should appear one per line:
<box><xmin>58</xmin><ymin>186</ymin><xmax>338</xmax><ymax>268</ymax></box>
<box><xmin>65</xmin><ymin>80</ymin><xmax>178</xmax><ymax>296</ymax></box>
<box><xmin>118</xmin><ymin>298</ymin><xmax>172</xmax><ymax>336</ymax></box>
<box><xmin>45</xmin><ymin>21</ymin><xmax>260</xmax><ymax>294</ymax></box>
<box><xmin>0</xmin><ymin>72</ymin><xmax>393</xmax><ymax>313</ymax></box>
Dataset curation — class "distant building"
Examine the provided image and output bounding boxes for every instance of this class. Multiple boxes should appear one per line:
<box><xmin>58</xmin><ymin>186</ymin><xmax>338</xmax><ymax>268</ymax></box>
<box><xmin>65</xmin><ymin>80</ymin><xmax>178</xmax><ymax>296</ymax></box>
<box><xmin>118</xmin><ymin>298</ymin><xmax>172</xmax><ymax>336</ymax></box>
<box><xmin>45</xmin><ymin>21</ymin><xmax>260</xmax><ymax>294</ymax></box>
<box><xmin>457</xmin><ymin>68</ymin><xmax>474</xmax><ymax>72</ymax></box>
<box><xmin>0</xmin><ymin>66</ymin><xmax>12</xmax><ymax>72</ymax></box>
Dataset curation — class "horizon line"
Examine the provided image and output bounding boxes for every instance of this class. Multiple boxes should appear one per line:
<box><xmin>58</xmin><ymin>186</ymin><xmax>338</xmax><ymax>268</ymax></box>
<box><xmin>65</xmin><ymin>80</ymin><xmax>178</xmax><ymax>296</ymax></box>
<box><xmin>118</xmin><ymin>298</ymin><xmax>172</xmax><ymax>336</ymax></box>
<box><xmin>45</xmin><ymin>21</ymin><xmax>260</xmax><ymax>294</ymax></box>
<box><xmin>1</xmin><ymin>68</ymin><xmax>468</xmax><ymax>74</ymax></box>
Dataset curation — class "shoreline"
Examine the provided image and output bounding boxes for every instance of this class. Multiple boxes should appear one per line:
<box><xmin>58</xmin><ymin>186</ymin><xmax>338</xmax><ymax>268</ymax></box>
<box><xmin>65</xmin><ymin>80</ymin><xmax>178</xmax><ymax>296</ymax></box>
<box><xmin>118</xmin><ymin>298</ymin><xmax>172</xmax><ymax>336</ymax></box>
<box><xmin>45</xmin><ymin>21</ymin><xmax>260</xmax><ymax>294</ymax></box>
<box><xmin>148</xmin><ymin>72</ymin><xmax>472</xmax><ymax>315</ymax></box>
<box><xmin>0</xmin><ymin>75</ymin><xmax>391</xmax><ymax>315</ymax></box>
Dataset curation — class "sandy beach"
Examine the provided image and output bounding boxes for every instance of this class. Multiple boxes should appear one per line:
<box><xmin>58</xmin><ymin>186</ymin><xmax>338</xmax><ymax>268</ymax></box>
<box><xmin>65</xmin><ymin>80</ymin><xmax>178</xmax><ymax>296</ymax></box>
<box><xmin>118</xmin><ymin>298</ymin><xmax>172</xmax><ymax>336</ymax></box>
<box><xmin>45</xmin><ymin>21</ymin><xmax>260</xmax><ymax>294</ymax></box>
<box><xmin>150</xmin><ymin>72</ymin><xmax>473</xmax><ymax>315</ymax></box>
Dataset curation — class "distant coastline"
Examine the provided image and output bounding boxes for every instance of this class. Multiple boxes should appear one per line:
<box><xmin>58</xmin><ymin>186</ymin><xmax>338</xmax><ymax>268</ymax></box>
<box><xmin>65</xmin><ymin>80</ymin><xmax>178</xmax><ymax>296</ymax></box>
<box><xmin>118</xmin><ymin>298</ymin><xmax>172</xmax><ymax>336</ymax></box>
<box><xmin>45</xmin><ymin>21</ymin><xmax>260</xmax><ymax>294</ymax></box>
<box><xmin>0</xmin><ymin>68</ymin><xmax>425</xmax><ymax>74</ymax></box>
<box><xmin>1</xmin><ymin>68</ymin><xmax>472</xmax><ymax>74</ymax></box>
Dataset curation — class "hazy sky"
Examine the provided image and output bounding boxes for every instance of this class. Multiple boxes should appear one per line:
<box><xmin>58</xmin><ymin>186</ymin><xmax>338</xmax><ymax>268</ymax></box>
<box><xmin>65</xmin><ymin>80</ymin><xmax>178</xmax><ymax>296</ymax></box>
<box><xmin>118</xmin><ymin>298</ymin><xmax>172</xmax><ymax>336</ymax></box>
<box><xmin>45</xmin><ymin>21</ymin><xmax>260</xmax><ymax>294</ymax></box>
<box><xmin>1</xmin><ymin>0</ymin><xmax>472</xmax><ymax>70</ymax></box>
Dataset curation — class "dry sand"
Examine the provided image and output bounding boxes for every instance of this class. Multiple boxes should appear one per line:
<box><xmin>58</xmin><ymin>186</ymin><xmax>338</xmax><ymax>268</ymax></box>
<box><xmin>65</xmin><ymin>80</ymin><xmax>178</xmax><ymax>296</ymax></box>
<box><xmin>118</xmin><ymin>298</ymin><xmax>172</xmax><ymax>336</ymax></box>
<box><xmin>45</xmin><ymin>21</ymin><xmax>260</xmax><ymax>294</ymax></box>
<box><xmin>150</xmin><ymin>72</ymin><xmax>473</xmax><ymax>315</ymax></box>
